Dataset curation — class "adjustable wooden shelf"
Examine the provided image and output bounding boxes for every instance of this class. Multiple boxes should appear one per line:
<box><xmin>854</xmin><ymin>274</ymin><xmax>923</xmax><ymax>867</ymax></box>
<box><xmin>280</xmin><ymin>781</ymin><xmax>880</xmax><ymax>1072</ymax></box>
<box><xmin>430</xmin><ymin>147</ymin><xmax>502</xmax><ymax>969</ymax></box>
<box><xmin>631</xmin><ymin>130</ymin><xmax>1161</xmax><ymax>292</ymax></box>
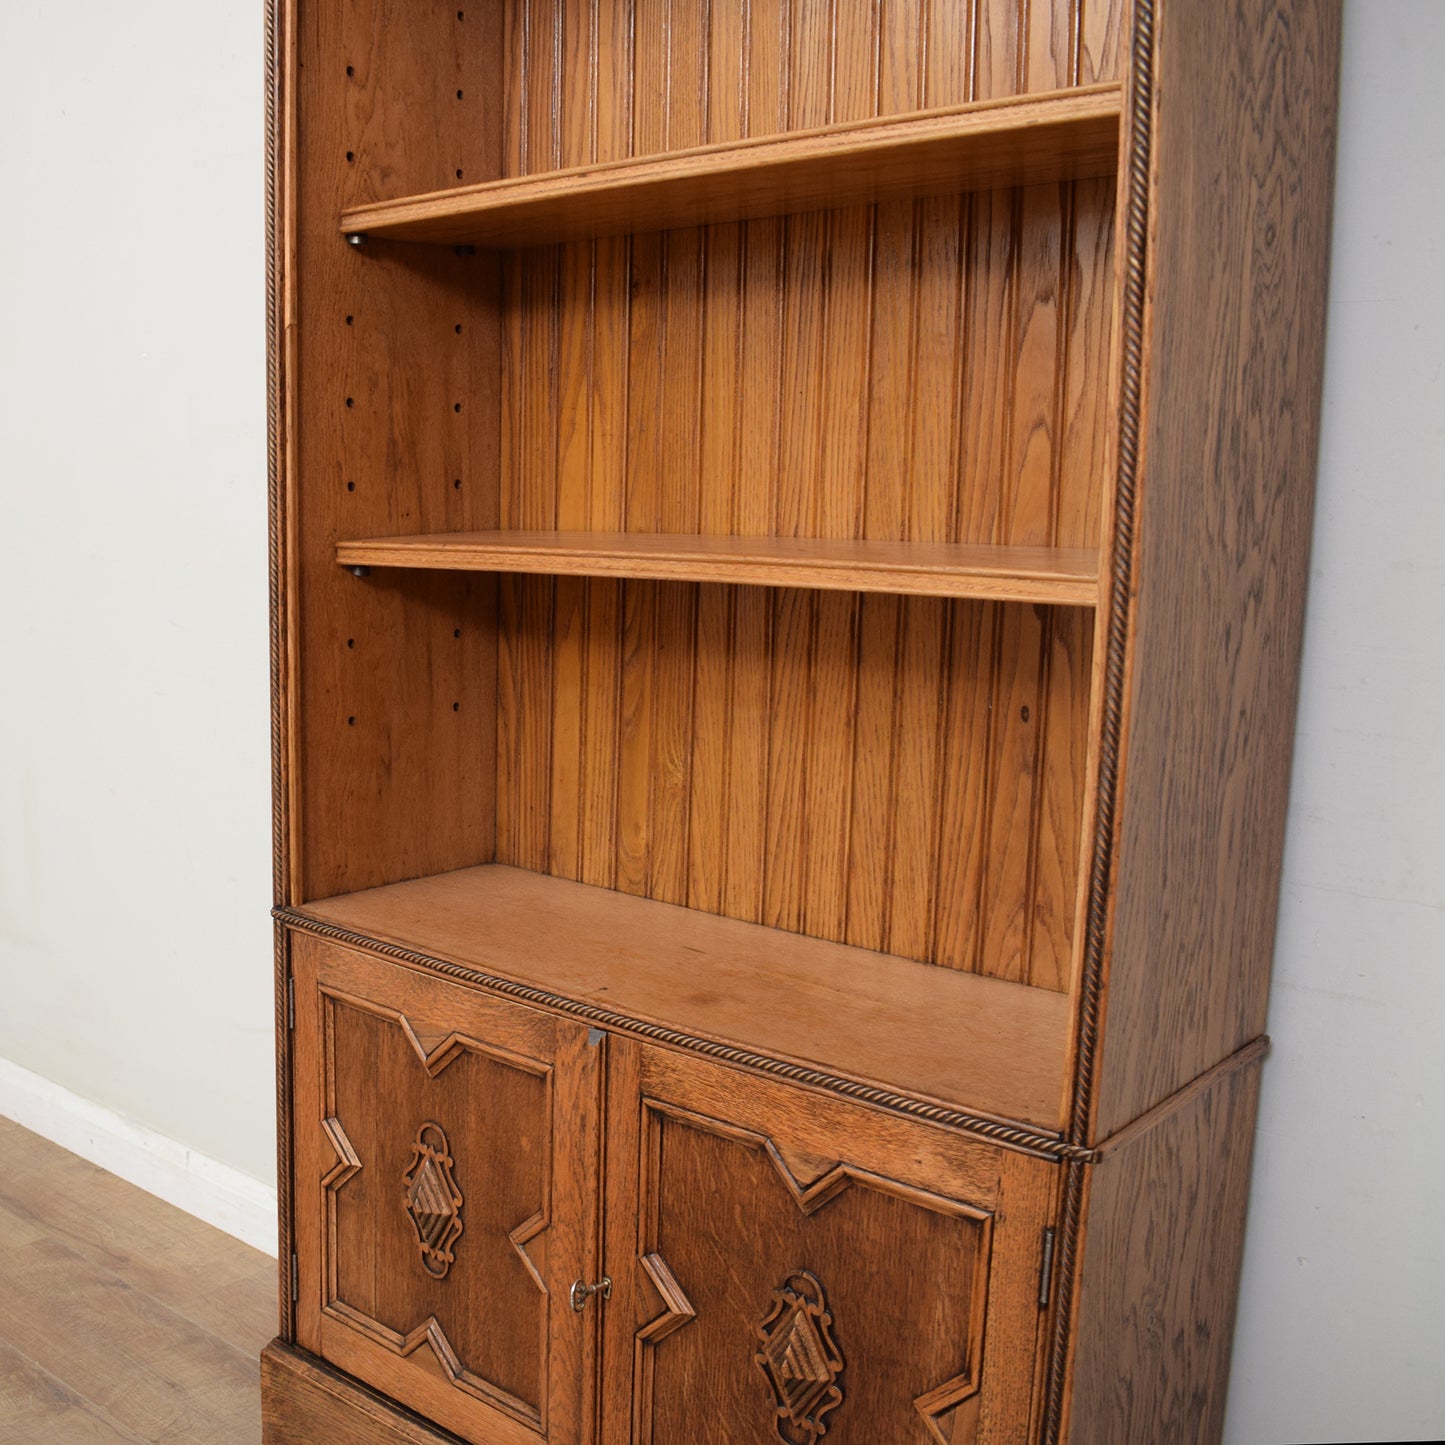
<box><xmin>337</xmin><ymin>85</ymin><xmax>1121</xmax><ymax>246</ymax></box>
<box><xmin>336</xmin><ymin>531</ymin><xmax>1100</xmax><ymax>603</ymax></box>
<box><xmin>262</xmin><ymin>3</ymin><xmax>1340</xmax><ymax>1443</ymax></box>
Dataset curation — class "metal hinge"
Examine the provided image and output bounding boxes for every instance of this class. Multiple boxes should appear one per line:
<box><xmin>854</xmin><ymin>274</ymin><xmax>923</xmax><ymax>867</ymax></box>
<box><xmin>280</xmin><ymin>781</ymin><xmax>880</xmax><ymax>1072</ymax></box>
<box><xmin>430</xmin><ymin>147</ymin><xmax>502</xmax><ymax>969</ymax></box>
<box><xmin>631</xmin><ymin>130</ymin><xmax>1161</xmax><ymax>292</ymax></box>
<box><xmin>290</xmin><ymin>1251</ymin><xmax>299</xmax><ymax>1303</ymax></box>
<box><xmin>287</xmin><ymin>975</ymin><xmax>295</xmax><ymax>1031</ymax></box>
<box><xmin>1038</xmin><ymin>1227</ymin><xmax>1057</xmax><ymax>1309</ymax></box>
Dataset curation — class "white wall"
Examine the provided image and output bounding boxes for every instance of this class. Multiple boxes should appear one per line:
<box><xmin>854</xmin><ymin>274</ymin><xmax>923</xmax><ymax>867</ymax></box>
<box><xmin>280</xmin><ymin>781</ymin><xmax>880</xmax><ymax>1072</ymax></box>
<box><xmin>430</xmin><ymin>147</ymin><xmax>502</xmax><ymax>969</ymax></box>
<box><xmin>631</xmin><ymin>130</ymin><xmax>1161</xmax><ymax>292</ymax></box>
<box><xmin>0</xmin><ymin>2</ymin><xmax>274</xmax><ymax>1185</ymax></box>
<box><xmin>0</xmin><ymin>3</ymin><xmax>1440</xmax><ymax>1442</ymax></box>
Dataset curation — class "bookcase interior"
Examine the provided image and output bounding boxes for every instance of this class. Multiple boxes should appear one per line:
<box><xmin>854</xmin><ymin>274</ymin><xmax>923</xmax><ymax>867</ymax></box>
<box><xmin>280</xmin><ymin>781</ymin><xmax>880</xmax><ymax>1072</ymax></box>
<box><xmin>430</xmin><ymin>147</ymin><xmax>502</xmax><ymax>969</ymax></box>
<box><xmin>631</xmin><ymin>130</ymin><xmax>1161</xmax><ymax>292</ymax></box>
<box><xmin>288</xmin><ymin>0</ymin><xmax>1123</xmax><ymax>1017</ymax></box>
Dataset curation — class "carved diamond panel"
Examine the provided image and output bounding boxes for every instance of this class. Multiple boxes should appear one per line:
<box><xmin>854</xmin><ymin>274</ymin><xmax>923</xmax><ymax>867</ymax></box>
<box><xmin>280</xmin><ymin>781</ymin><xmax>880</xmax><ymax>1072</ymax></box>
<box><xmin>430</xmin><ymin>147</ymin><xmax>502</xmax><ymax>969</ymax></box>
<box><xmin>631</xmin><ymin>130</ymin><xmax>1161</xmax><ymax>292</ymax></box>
<box><xmin>402</xmin><ymin>1121</ymin><xmax>464</xmax><ymax>1279</ymax></box>
<box><xmin>633</xmin><ymin>1098</ymin><xmax>997</xmax><ymax>1441</ymax></box>
<box><xmin>755</xmin><ymin>1270</ymin><xmax>844</xmax><ymax>1444</ymax></box>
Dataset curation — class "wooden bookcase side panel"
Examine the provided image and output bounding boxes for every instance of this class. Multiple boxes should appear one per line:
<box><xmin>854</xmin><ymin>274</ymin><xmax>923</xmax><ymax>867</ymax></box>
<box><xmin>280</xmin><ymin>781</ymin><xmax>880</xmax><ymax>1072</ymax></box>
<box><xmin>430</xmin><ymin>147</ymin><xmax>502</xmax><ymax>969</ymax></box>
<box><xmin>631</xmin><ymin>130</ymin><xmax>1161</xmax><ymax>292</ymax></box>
<box><xmin>1092</xmin><ymin>0</ymin><xmax>1341</xmax><ymax>1139</ymax></box>
<box><xmin>337</xmin><ymin>3</ymin><xmax>506</xmax><ymax>201</ymax></box>
<box><xmin>1065</xmin><ymin>1056</ymin><xmax>1263</xmax><ymax>1444</ymax></box>
<box><xmin>290</xmin><ymin>4</ymin><xmax>507</xmax><ymax>902</ymax></box>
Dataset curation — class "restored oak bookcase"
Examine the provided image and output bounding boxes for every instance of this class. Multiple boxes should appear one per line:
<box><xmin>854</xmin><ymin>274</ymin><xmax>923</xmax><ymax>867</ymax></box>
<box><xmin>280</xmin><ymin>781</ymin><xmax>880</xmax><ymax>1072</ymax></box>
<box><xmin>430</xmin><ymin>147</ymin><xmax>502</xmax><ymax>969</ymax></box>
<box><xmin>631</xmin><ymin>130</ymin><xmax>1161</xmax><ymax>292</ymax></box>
<box><xmin>260</xmin><ymin>2</ymin><xmax>1340</xmax><ymax>1441</ymax></box>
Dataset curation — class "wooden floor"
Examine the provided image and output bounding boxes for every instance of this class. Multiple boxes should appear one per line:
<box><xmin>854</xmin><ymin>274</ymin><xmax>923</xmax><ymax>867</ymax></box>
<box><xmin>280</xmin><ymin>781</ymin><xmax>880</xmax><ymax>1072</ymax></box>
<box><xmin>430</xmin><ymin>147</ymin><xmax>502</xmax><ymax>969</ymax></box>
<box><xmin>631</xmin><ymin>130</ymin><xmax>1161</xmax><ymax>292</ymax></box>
<box><xmin>0</xmin><ymin>1116</ymin><xmax>276</xmax><ymax>1445</ymax></box>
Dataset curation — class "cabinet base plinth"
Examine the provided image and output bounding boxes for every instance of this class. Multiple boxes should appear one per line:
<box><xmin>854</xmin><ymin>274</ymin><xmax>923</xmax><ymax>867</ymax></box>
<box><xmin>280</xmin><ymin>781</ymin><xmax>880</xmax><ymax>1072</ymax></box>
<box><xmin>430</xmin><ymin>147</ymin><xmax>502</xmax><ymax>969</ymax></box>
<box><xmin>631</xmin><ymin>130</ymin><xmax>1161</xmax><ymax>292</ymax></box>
<box><xmin>261</xmin><ymin>1341</ymin><xmax>470</xmax><ymax>1445</ymax></box>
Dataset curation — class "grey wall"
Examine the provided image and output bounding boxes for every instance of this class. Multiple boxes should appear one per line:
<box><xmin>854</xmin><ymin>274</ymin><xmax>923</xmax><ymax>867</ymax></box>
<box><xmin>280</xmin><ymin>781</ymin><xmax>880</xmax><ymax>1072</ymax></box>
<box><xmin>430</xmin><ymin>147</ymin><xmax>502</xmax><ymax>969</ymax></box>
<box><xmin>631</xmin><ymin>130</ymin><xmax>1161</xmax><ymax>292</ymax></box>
<box><xmin>0</xmin><ymin>3</ymin><xmax>1439</xmax><ymax>1441</ymax></box>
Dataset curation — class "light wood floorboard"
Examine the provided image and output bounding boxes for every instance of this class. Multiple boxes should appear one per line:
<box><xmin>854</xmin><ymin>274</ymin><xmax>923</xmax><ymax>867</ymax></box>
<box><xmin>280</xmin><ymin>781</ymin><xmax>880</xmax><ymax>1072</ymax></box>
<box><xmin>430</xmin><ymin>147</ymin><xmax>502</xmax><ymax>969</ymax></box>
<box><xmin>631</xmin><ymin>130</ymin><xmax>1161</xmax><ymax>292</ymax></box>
<box><xmin>0</xmin><ymin>1116</ymin><xmax>275</xmax><ymax>1445</ymax></box>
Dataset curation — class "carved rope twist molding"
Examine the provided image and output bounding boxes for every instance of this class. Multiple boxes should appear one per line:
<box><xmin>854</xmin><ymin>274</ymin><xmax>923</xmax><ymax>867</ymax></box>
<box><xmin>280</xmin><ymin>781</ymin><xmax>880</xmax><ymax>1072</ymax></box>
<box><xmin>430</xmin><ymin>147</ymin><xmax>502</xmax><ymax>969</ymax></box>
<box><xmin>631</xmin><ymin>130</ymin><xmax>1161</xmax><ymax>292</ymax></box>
<box><xmin>1072</xmin><ymin>0</ymin><xmax>1154</xmax><ymax>1158</ymax></box>
<box><xmin>275</xmin><ymin>908</ymin><xmax>1091</xmax><ymax>1164</ymax></box>
<box><xmin>264</xmin><ymin>0</ymin><xmax>295</xmax><ymax>1345</ymax></box>
<box><xmin>264</xmin><ymin>8</ymin><xmax>284</xmax><ymax>904</ymax></box>
<box><xmin>1043</xmin><ymin>3</ymin><xmax>1157</xmax><ymax>1443</ymax></box>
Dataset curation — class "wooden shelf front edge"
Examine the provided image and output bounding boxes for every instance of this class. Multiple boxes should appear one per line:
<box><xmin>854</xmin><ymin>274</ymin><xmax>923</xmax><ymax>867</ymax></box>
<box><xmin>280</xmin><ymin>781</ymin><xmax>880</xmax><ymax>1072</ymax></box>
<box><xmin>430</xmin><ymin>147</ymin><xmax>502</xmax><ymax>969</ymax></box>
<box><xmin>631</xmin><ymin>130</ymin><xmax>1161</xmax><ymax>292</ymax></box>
<box><xmin>339</xmin><ymin>84</ymin><xmax>1121</xmax><ymax>248</ymax></box>
<box><xmin>289</xmin><ymin>865</ymin><xmax>1073</xmax><ymax>1135</ymax></box>
<box><xmin>336</xmin><ymin>531</ymin><xmax>1099</xmax><ymax>605</ymax></box>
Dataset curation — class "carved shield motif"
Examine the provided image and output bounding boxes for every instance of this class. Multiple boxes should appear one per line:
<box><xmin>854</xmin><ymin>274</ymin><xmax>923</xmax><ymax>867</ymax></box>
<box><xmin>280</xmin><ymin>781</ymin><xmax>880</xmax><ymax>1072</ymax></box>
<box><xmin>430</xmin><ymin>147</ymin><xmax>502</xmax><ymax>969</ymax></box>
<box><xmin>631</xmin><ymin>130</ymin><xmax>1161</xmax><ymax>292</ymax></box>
<box><xmin>402</xmin><ymin>1121</ymin><xmax>464</xmax><ymax>1279</ymax></box>
<box><xmin>755</xmin><ymin>1269</ymin><xmax>844</xmax><ymax>1443</ymax></box>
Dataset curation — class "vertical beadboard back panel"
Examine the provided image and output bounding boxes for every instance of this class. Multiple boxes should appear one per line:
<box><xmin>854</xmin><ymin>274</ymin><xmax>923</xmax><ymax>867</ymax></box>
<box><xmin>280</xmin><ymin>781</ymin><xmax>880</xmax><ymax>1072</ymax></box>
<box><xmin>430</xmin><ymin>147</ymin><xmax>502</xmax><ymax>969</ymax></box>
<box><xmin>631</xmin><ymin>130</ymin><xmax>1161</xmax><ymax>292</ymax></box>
<box><xmin>499</xmin><ymin>581</ymin><xmax>1094</xmax><ymax>983</ymax></box>
<box><xmin>490</xmin><ymin>0</ymin><xmax>1123</xmax><ymax>985</ymax></box>
<box><xmin>497</xmin><ymin>0</ymin><xmax>1127</xmax><ymax>176</ymax></box>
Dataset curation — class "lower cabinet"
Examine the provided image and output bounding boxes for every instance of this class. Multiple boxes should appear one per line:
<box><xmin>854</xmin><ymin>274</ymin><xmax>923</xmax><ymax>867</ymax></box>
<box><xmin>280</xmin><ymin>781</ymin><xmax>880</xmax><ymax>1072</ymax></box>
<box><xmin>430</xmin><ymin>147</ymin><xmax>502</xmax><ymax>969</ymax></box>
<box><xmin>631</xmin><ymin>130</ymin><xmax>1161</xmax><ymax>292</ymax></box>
<box><xmin>600</xmin><ymin>1040</ymin><xmax>1059</xmax><ymax>1445</ymax></box>
<box><xmin>290</xmin><ymin>935</ymin><xmax>604</xmax><ymax>1445</ymax></box>
<box><xmin>290</xmin><ymin>934</ymin><xmax>1059</xmax><ymax>1445</ymax></box>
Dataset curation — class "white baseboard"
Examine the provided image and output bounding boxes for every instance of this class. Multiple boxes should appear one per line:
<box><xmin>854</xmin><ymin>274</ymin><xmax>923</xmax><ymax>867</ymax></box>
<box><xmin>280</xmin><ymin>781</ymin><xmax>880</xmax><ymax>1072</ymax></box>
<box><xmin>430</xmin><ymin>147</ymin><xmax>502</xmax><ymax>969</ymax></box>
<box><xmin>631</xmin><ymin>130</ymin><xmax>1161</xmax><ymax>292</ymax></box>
<box><xmin>0</xmin><ymin>1056</ymin><xmax>278</xmax><ymax>1257</ymax></box>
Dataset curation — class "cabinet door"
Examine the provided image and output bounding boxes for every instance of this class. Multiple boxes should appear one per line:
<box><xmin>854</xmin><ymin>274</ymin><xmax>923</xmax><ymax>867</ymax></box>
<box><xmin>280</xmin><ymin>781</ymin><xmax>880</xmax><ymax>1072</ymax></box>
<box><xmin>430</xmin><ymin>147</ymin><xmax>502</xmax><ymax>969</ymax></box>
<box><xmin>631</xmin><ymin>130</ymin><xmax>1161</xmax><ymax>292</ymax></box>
<box><xmin>601</xmin><ymin>1041</ymin><xmax>1057</xmax><ymax>1445</ymax></box>
<box><xmin>291</xmin><ymin>933</ymin><xmax>603</xmax><ymax>1445</ymax></box>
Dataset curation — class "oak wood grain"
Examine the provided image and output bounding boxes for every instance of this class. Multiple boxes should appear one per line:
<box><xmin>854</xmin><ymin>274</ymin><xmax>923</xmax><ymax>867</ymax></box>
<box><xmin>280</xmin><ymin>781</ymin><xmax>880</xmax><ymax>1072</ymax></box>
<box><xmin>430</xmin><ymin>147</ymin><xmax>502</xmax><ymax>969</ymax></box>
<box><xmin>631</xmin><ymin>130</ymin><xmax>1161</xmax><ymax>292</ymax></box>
<box><xmin>289</xmin><ymin>935</ymin><xmax>601</xmax><ymax>1445</ymax></box>
<box><xmin>1067</xmin><ymin>1056</ymin><xmax>1264</xmax><ymax>1445</ymax></box>
<box><xmin>341</xmin><ymin>88</ymin><xmax>1121</xmax><ymax>247</ymax></box>
<box><xmin>266</xmin><ymin>0</ymin><xmax>1337</xmax><ymax>1440</ymax></box>
<box><xmin>602</xmin><ymin>1041</ymin><xmax>1060</xmax><ymax>1445</ymax></box>
<box><xmin>490</xmin><ymin>138</ymin><xmax>1114</xmax><ymax>987</ymax></box>
<box><xmin>288</xmin><ymin>0</ymin><xmax>502</xmax><ymax>902</ymax></box>
<box><xmin>263</xmin><ymin>1340</ymin><xmax>470</xmax><ymax>1445</ymax></box>
<box><xmin>295</xmin><ymin>864</ymin><xmax>1072</xmax><ymax>1129</ymax></box>
<box><xmin>339</xmin><ymin>531</ymin><xmax>1100</xmax><ymax>603</ymax></box>
<box><xmin>503</xmin><ymin>0</ymin><xmax>1126</xmax><ymax>178</ymax></box>
<box><xmin>1091</xmin><ymin>0</ymin><xmax>1342</xmax><ymax>1139</ymax></box>
<box><xmin>498</xmin><ymin>584</ymin><xmax>1094</xmax><ymax>982</ymax></box>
